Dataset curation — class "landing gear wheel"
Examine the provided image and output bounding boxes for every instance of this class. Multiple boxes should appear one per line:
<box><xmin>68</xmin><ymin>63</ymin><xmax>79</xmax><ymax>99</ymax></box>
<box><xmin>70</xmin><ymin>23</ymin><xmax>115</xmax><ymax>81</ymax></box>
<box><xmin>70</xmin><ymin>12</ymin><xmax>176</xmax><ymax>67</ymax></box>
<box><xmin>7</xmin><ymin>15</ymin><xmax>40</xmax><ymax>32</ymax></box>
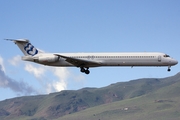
<box><xmin>167</xmin><ymin>66</ymin><xmax>171</xmax><ymax>72</ymax></box>
<box><xmin>80</xmin><ymin>67</ymin><xmax>90</xmax><ymax>74</ymax></box>
<box><xmin>85</xmin><ymin>70</ymin><xmax>90</xmax><ymax>74</ymax></box>
<box><xmin>80</xmin><ymin>67</ymin><xmax>85</xmax><ymax>72</ymax></box>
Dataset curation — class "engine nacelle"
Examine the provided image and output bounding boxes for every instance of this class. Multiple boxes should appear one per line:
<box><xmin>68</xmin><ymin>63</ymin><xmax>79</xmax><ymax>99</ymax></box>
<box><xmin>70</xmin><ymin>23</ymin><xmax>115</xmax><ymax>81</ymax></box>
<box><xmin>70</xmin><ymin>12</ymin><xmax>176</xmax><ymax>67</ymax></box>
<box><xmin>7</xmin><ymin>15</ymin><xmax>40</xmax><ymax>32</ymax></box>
<box><xmin>37</xmin><ymin>55</ymin><xmax>59</xmax><ymax>63</ymax></box>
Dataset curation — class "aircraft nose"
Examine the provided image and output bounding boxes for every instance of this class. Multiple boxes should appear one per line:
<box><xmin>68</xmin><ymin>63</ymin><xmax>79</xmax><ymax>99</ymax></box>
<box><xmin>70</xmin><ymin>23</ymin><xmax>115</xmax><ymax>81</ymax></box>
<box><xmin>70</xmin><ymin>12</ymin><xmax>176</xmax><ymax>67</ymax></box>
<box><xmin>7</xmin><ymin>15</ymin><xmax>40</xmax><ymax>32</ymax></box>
<box><xmin>172</xmin><ymin>59</ymin><xmax>178</xmax><ymax>65</ymax></box>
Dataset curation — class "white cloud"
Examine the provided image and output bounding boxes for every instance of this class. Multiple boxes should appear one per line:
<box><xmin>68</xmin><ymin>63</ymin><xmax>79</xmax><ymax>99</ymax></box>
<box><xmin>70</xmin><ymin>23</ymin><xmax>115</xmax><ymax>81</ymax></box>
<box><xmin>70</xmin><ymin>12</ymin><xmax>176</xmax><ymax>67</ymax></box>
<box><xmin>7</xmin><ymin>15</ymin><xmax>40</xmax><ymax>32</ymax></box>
<box><xmin>24</xmin><ymin>63</ymin><xmax>46</xmax><ymax>79</ymax></box>
<box><xmin>0</xmin><ymin>54</ymin><xmax>87</xmax><ymax>99</ymax></box>
<box><xmin>53</xmin><ymin>81</ymin><xmax>66</xmax><ymax>91</ymax></box>
<box><xmin>54</xmin><ymin>67</ymin><xmax>69</xmax><ymax>81</ymax></box>
<box><xmin>45</xmin><ymin>78</ymin><xmax>68</xmax><ymax>93</ymax></box>
<box><xmin>43</xmin><ymin>67</ymin><xmax>69</xmax><ymax>93</ymax></box>
<box><xmin>24</xmin><ymin>63</ymin><xmax>70</xmax><ymax>93</ymax></box>
<box><xmin>8</xmin><ymin>55</ymin><xmax>21</xmax><ymax>66</ymax></box>
<box><xmin>7</xmin><ymin>55</ymin><xmax>86</xmax><ymax>95</ymax></box>
<box><xmin>0</xmin><ymin>56</ymin><xmax>5</xmax><ymax>72</ymax></box>
<box><xmin>46</xmin><ymin>83</ymin><xmax>56</xmax><ymax>93</ymax></box>
<box><xmin>52</xmin><ymin>67</ymin><xmax>69</xmax><ymax>91</ymax></box>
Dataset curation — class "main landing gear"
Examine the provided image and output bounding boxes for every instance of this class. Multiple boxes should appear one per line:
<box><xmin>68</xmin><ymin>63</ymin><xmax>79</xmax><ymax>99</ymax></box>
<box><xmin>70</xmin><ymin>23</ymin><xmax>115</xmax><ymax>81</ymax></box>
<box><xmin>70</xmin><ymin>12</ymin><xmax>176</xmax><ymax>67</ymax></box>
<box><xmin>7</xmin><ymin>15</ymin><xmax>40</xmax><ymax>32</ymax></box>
<box><xmin>80</xmin><ymin>67</ymin><xmax>90</xmax><ymax>74</ymax></box>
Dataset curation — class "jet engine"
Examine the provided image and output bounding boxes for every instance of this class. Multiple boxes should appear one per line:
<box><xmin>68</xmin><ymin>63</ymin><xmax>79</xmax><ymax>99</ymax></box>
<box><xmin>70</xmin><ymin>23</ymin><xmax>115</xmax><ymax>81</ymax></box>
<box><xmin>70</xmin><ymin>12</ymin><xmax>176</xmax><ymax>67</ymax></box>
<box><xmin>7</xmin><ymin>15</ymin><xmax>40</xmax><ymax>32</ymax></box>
<box><xmin>37</xmin><ymin>55</ymin><xmax>59</xmax><ymax>63</ymax></box>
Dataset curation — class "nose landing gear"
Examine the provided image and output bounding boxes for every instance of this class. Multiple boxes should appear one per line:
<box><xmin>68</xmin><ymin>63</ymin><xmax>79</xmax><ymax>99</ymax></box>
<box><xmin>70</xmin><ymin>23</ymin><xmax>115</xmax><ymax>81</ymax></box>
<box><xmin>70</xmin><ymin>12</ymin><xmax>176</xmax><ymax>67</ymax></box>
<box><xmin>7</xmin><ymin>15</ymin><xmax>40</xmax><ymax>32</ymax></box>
<box><xmin>167</xmin><ymin>66</ymin><xmax>171</xmax><ymax>72</ymax></box>
<box><xmin>80</xmin><ymin>67</ymin><xmax>90</xmax><ymax>74</ymax></box>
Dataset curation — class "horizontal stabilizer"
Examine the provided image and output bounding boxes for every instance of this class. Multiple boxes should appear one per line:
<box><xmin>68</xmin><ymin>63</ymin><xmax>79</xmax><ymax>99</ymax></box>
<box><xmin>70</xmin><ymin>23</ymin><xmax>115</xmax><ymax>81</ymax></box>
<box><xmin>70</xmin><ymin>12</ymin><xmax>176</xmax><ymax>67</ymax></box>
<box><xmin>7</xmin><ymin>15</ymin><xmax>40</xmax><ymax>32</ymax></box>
<box><xmin>5</xmin><ymin>39</ymin><xmax>29</xmax><ymax>43</ymax></box>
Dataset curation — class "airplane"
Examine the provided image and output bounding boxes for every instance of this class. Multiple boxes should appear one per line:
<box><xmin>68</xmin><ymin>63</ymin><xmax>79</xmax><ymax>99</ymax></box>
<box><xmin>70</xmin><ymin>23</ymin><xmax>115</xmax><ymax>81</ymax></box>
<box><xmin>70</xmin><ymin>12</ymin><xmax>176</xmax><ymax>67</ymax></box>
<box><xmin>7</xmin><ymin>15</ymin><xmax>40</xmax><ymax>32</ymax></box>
<box><xmin>6</xmin><ymin>39</ymin><xmax>178</xmax><ymax>74</ymax></box>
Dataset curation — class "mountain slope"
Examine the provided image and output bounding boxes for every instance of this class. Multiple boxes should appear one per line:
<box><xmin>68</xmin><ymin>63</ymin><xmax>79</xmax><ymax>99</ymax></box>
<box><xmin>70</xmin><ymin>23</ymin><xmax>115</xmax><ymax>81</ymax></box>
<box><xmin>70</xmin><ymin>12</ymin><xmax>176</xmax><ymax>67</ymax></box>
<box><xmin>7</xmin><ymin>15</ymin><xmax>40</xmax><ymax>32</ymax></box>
<box><xmin>0</xmin><ymin>72</ymin><xmax>180</xmax><ymax>120</ymax></box>
<box><xmin>57</xmin><ymin>74</ymin><xmax>180</xmax><ymax>120</ymax></box>
<box><xmin>58</xmin><ymin>84</ymin><xmax>180</xmax><ymax>120</ymax></box>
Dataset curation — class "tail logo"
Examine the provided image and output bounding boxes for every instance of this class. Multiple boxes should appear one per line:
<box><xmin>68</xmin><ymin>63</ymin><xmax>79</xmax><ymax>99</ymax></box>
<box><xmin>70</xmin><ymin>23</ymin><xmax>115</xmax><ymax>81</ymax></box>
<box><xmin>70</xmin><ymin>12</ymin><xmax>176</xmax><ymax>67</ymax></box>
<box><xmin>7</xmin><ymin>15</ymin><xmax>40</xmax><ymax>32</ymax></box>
<box><xmin>24</xmin><ymin>43</ymin><xmax>38</xmax><ymax>56</ymax></box>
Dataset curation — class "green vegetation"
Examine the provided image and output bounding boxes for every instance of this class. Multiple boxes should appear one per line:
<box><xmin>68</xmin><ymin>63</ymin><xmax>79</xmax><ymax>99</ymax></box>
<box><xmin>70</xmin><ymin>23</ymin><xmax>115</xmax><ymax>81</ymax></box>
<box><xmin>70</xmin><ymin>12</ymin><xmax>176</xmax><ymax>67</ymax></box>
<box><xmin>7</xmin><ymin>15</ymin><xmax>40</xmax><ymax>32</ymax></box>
<box><xmin>0</xmin><ymin>73</ymin><xmax>180</xmax><ymax>120</ymax></box>
<box><xmin>57</xmin><ymin>83</ymin><xmax>180</xmax><ymax>120</ymax></box>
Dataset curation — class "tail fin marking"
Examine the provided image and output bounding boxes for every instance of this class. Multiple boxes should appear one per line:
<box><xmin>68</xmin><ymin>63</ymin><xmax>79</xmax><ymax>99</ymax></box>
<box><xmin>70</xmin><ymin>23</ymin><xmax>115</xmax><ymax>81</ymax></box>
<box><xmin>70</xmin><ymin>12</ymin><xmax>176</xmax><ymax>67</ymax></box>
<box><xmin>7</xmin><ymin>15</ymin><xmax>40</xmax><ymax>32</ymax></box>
<box><xmin>24</xmin><ymin>43</ymin><xmax>38</xmax><ymax>56</ymax></box>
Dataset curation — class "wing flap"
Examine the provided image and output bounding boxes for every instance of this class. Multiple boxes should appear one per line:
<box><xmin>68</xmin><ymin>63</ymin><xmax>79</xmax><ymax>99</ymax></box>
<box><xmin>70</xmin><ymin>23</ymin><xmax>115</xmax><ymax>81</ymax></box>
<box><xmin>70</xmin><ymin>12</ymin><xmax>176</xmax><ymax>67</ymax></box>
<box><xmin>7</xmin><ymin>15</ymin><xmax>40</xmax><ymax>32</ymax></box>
<box><xmin>54</xmin><ymin>54</ymin><xmax>100</xmax><ymax>67</ymax></box>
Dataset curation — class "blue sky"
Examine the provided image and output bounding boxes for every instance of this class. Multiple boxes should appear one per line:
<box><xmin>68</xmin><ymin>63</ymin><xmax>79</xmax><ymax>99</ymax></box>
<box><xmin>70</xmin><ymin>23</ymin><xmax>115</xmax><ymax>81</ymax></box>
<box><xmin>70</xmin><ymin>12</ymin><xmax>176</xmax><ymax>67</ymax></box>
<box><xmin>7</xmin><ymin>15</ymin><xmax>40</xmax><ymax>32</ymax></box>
<box><xmin>0</xmin><ymin>0</ymin><xmax>179</xmax><ymax>101</ymax></box>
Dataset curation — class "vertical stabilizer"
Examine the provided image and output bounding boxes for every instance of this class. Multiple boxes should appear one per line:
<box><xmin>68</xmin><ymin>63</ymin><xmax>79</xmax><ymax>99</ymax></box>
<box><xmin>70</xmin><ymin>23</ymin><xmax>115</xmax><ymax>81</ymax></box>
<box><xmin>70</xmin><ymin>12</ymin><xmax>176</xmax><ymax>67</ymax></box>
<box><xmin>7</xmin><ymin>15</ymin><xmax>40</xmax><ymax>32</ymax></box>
<box><xmin>5</xmin><ymin>39</ymin><xmax>40</xmax><ymax>56</ymax></box>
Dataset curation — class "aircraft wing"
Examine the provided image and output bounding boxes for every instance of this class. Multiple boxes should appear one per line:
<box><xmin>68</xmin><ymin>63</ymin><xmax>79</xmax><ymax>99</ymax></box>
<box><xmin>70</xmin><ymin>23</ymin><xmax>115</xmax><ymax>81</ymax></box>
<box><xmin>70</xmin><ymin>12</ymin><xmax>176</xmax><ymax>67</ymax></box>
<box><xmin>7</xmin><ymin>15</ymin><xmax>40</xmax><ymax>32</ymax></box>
<box><xmin>54</xmin><ymin>54</ymin><xmax>101</xmax><ymax>67</ymax></box>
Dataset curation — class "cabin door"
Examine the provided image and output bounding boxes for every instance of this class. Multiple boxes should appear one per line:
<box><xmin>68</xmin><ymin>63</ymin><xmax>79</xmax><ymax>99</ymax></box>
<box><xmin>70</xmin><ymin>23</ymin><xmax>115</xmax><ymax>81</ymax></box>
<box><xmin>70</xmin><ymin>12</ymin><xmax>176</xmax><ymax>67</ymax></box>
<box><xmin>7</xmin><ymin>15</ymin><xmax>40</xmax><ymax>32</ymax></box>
<box><xmin>158</xmin><ymin>55</ymin><xmax>161</xmax><ymax>62</ymax></box>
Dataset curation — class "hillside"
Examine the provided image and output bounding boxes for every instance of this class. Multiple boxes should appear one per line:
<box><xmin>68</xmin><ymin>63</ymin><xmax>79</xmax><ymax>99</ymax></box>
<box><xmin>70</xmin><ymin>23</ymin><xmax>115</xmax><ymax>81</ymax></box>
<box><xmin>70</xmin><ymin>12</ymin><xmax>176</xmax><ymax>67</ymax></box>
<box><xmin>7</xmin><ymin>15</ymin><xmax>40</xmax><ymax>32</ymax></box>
<box><xmin>58</xmin><ymin>73</ymin><xmax>180</xmax><ymax>120</ymax></box>
<box><xmin>0</xmin><ymin>72</ymin><xmax>180</xmax><ymax>120</ymax></box>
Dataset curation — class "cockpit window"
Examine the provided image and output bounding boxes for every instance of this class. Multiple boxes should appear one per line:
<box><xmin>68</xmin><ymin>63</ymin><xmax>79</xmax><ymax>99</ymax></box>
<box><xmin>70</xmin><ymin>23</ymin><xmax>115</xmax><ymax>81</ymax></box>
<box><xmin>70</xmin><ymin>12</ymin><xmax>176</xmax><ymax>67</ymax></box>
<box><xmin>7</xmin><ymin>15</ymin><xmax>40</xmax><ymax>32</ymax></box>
<box><xmin>164</xmin><ymin>54</ymin><xmax>170</xmax><ymax>57</ymax></box>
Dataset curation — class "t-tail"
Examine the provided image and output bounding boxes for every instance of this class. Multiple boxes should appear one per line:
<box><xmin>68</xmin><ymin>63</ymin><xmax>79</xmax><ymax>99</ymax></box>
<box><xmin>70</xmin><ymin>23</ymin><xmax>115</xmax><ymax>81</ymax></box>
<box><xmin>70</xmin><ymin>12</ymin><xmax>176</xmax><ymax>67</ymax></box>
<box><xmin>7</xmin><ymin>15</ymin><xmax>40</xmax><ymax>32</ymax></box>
<box><xmin>5</xmin><ymin>39</ymin><xmax>41</xmax><ymax>56</ymax></box>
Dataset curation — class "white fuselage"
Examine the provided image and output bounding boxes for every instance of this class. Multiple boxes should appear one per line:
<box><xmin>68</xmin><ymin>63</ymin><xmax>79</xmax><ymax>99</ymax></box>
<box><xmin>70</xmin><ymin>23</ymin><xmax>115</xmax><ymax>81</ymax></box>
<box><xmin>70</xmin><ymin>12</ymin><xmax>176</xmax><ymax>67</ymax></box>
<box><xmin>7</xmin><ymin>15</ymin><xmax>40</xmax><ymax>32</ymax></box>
<box><xmin>8</xmin><ymin>39</ymin><xmax>178</xmax><ymax>74</ymax></box>
<box><xmin>25</xmin><ymin>52</ymin><xmax>178</xmax><ymax>68</ymax></box>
